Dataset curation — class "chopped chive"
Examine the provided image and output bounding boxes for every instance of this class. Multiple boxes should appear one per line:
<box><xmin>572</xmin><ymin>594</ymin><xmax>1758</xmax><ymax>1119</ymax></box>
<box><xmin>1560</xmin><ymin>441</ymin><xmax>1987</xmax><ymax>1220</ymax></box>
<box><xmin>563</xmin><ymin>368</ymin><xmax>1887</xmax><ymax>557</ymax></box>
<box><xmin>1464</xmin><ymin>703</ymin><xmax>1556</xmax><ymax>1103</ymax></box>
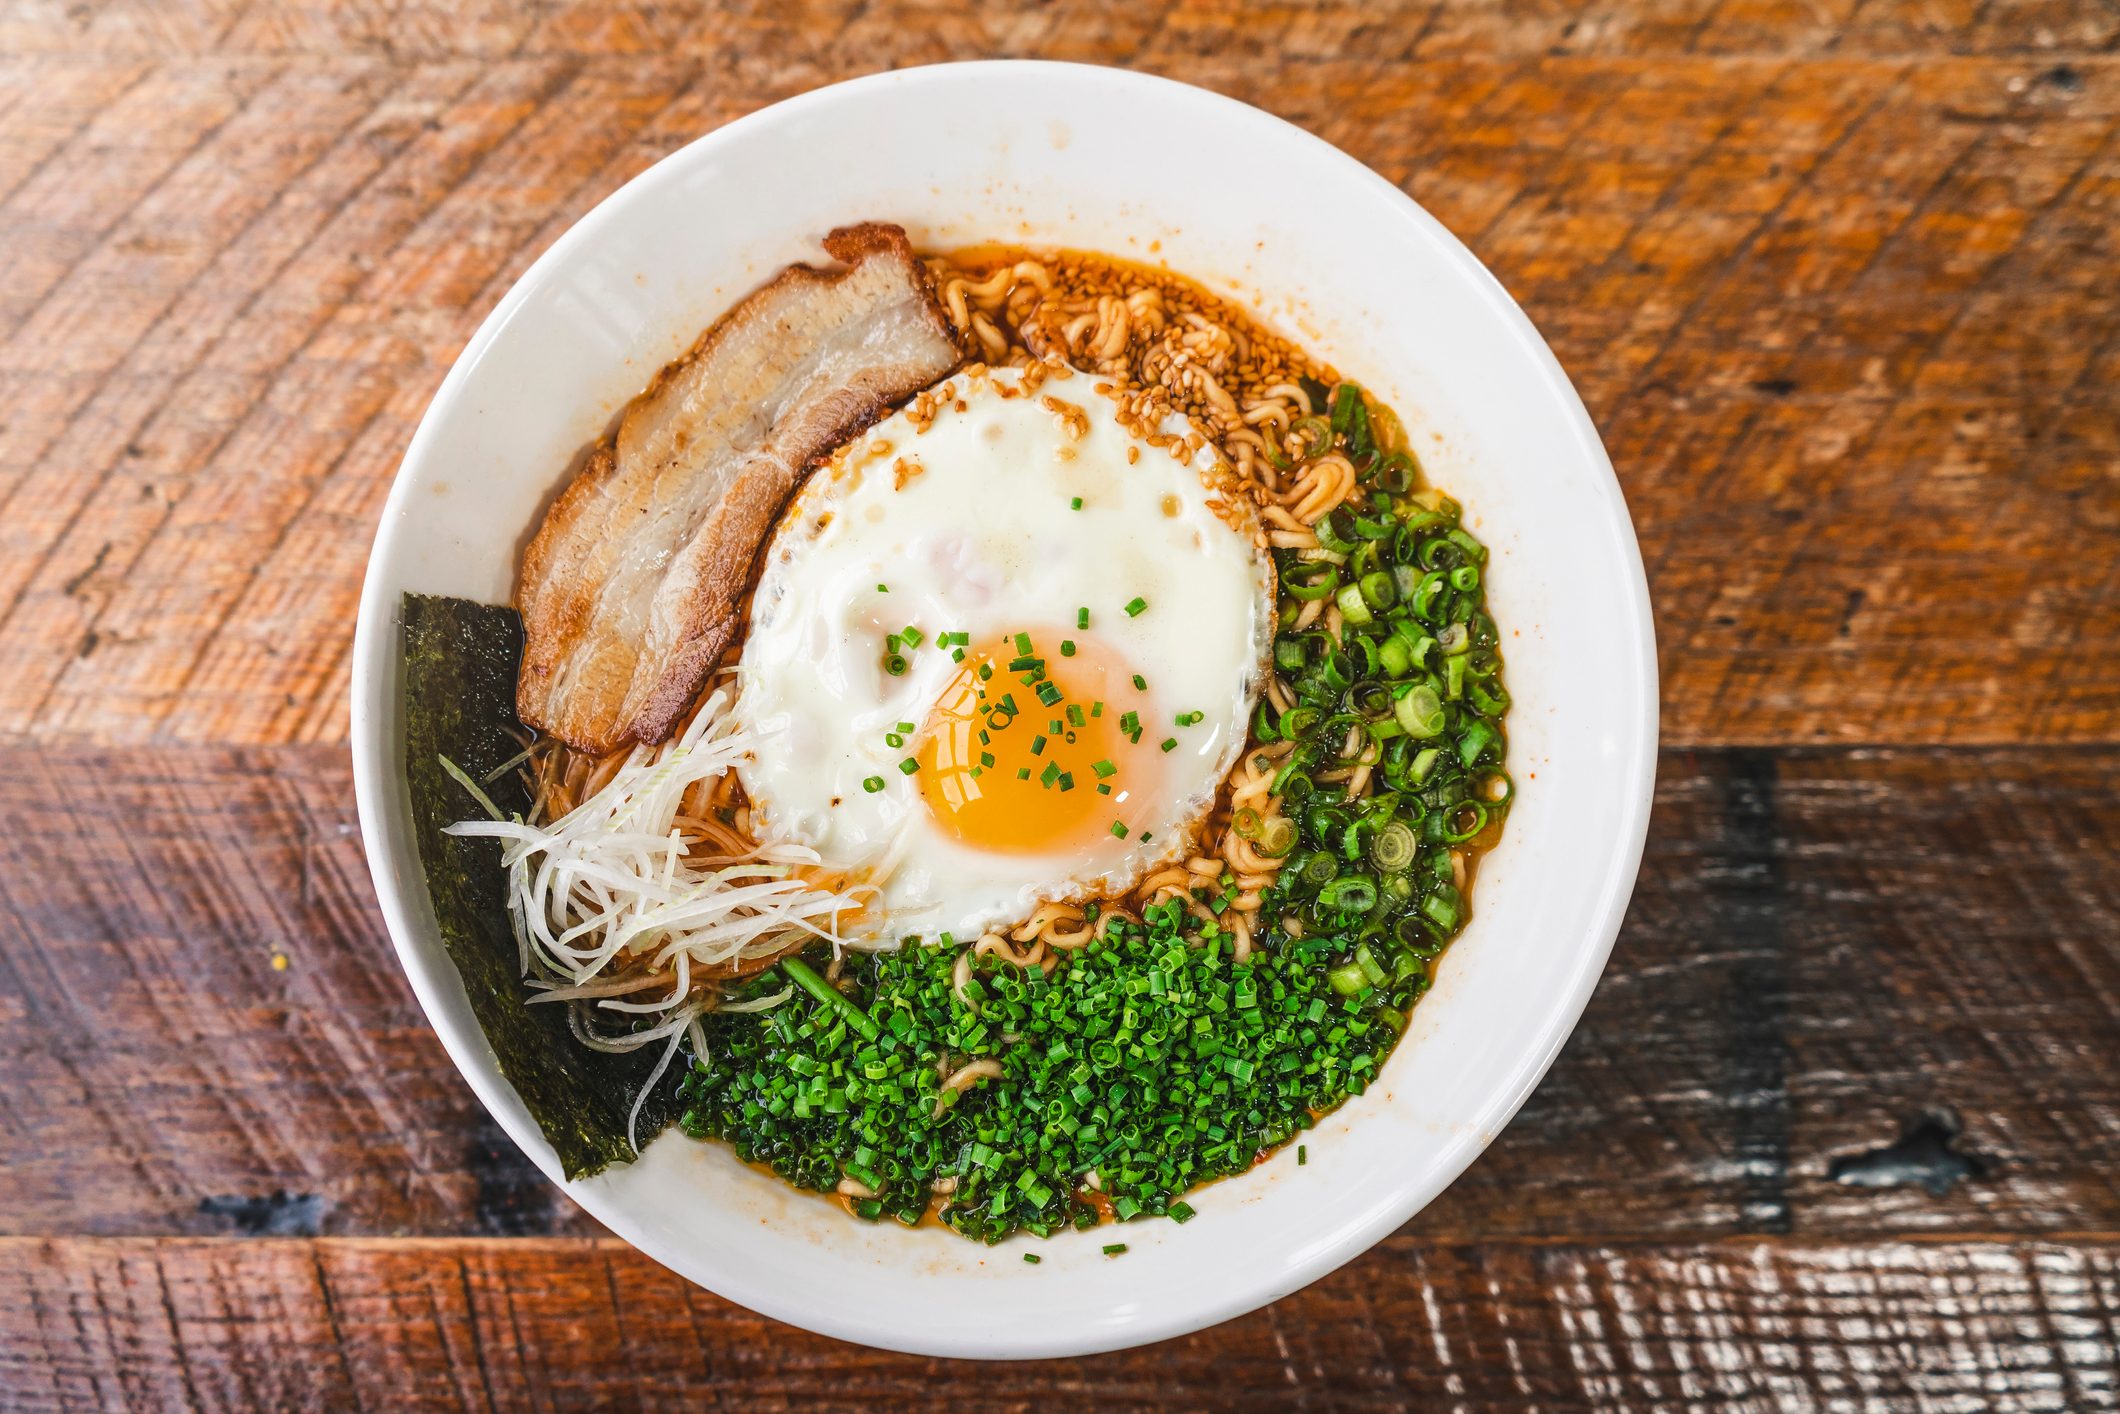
<box><xmin>1091</xmin><ymin>701</ymin><xmax>1104</xmax><ymax>717</ymax></box>
<box><xmin>1023</xmin><ymin>1253</ymin><xmax>1041</xmax><ymax>1264</ymax></box>
<box><xmin>1110</xmin><ymin>821</ymin><xmax>1129</xmax><ymax>838</ymax></box>
<box><xmin>862</xmin><ymin>776</ymin><xmax>885</xmax><ymax>793</ymax></box>
<box><xmin>1017</xmin><ymin>767</ymin><xmax>1032</xmax><ymax>780</ymax></box>
<box><xmin>1070</xmin><ymin>496</ymin><xmax>1084</xmax><ymax>510</ymax></box>
<box><xmin>1298</xmin><ymin>1145</ymin><xmax>1308</xmax><ymax>1166</ymax></box>
<box><xmin>1120</xmin><ymin>711</ymin><xmax>1141</xmax><ymax>734</ymax></box>
<box><xmin>1097</xmin><ymin>783</ymin><xmax>1112</xmax><ymax>794</ymax></box>
<box><xmin>1040</xmin><ymin>761</ymin><xmax>1061</xmax><ymax>788</ymax></box>
<box><xmin>980</xmin><ymin>752</ymin><xmax>995</xmax><ymax>768</ymax></box>
<box><xmin>1014</xmin><ymin>632</ymin><xmax>1033</xmax><ymax>656</ymax></box>
<box><xmin>898</xmin><ymin>758</ymin><xmax>919</xmax><ymax>775</ymax></box>
<box><xmin>1132</xmin><ymin>674</ymin><xmax>1147</xmax><ymax>691</ymax></box>
<box><xmin>1123</xmin><ymin>597</ymin><xmax>1147</xmax><ymax>617</ymax></box>
<box><xmin>1161</xmin><ymin>738</ymin><xmax>1178</xmax><ymax>752</ymax></box>
<box><xmin>884</xmin><ymin>654</ymin><xmax>907</xmax><ymax>676</ymax></box>
<box><xmin>1103</xmin><ymin>1243</ymin><xmax>1127</xmax><ymax>1256</ymax></box>
<box><xmin>900</xmin><ymin>626</ymin><xmax>925</xmax><ymax>647</ymax></box>
<box><xmin>1092</xmin><ymin>759</ymin><xmax>1117</xmax><ymax>778</ymax></box>
<box><xmin>1057</xmin><ymin>772</ymin><xmax>1075</xmax><ymax>792</ymax></box>
<box><xmin>1077</xmin><ymin>607</ymin><xmax>1090</xmax><ymax>629</ymax></box>
<box><xmin>1031</xmin><ymin>735</ymin><xmax>1047</xmax><ymax>756</ymax></box>
<box><xmin>1036</xmin><ymin>681</ymin><xmax>1063</xmax><ymax>707</ymax></box>
<box><xmin>884</xmin><ymin>732</ymin><xmax>904</xmax><ymax>748</ymax></box>
<box><xmin>1067</xmin><ymin>704</ymin><xmax>1086</xmax><ymax>728</ymax></box>
<box><xmin>885</xmin><ymin>633</ymin><xmax>901</xmax><ymax>653</ymax></box>
<box><xmin>877</xmin><ymin>583</ymin><xmax>889</xmax><ymax>592</ymax></box>
<box><xmin>1175</xmin><ymin>710</ymin><xmax>1204</xmax><ymax>726</ymax></box>
<box><xmin>1060</xmin><ymin>640</ymin><xmax>1076</xmax><ymax>657</ymax></box>
<box><xmin>953</xmin><ymin>648</ymin><xmax>966</xmax><ymax>662</ymax></box>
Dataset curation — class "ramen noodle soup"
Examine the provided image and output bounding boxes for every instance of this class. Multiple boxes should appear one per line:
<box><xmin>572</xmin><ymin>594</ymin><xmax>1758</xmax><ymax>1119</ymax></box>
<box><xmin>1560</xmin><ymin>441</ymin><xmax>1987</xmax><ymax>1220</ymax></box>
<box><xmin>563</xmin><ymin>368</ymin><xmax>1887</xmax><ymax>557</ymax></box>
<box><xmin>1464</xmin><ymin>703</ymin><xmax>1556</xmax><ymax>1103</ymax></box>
<box><xmin>418</xmin><ymin>226</ymin><xmax>1512</xmax><ymax>1245</ymax></box>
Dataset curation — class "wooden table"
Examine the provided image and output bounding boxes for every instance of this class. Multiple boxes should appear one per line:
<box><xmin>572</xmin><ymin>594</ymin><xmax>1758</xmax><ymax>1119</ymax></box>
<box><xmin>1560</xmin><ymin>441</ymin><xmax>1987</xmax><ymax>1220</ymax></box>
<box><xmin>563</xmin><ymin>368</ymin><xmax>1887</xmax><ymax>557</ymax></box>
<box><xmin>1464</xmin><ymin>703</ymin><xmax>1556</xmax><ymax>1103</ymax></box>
<box><xmin>2</xmin><ymin>1</ymin><xmax>2115</xmax><ymax>1406</ymax></box>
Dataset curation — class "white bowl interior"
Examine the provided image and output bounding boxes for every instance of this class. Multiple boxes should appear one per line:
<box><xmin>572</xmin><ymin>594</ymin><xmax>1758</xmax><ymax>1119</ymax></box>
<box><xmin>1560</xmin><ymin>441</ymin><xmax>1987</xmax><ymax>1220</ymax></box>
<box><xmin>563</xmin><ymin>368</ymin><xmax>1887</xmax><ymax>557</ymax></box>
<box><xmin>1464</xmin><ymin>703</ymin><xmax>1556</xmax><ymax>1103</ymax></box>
<box><xmin>351</xmin><ymin>62</ymin><xmax>1656</xmax><ymax>1359</ymax></box>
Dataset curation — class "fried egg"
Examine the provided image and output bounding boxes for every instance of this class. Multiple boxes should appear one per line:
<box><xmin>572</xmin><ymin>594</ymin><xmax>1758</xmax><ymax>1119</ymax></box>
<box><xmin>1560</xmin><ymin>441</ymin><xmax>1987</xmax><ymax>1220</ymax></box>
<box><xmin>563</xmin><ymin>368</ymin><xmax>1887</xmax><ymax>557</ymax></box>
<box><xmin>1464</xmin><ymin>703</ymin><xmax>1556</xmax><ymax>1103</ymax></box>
<box><xmin>733</xmin><ymin>366</ymin><xmax>1273</xmax><ymax>943</ymax></box>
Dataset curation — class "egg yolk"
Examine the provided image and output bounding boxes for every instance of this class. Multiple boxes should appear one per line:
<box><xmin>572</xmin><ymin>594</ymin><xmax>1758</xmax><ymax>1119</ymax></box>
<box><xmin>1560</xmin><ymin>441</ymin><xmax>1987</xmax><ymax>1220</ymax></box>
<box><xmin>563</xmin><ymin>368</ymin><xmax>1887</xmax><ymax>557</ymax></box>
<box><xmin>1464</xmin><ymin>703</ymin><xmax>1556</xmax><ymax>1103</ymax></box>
<box><xmin>919</xmin><ymin>631</ymin><xmax>1160</xmax><ymax>854</ymax></box>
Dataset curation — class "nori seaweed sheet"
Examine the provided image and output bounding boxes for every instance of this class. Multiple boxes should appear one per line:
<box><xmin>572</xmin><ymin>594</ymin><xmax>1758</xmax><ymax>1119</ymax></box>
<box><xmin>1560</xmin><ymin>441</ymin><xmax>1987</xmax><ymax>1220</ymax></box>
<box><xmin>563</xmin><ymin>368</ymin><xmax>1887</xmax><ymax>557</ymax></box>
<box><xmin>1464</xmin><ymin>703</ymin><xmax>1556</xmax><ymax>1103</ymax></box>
<box><xmin>401</xmin><ymin>592</ymin><xmax>683</xmax><ymax>1179</ymax></box>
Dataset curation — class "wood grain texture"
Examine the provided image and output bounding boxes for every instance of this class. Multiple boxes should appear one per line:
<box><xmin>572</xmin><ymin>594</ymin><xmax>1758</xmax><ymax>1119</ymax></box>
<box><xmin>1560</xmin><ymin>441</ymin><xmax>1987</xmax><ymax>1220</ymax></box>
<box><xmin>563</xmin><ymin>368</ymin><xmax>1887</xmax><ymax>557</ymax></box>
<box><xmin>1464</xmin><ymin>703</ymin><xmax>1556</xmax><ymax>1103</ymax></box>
<box><xmin>1</xmin><ymin>3</ymin><xmax>2116</xmax><ymax>1401</ymax></box>
<box><xmin>1</xmin><ymin>0</ymin><xmax>2116</xmax><ymax>60</ymax></box>
<box><xmin>3</xmin><ymin>745</ymin><xmax>2112</xmax><ymax>1243</ymax></box>
<box><xmin>4</xmin><ymin>1236</ymin><xmax>2117</xmax><ymax>1410</ymax></box>
<box><xmin>0</xmin><ymin>46</ymin><xmax>2113</xmax><ymax>748</ymax></box>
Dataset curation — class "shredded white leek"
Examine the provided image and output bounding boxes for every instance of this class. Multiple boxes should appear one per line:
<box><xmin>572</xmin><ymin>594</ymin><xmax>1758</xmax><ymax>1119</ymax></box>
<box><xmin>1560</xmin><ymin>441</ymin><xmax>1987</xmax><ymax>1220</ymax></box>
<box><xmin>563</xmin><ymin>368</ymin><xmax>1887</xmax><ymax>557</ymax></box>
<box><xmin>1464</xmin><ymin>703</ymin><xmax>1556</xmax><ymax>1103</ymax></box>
<box><xmin>443</xmin><ymin>689</ymin><xmax>870</xmax><ymax>1153</ymax></box>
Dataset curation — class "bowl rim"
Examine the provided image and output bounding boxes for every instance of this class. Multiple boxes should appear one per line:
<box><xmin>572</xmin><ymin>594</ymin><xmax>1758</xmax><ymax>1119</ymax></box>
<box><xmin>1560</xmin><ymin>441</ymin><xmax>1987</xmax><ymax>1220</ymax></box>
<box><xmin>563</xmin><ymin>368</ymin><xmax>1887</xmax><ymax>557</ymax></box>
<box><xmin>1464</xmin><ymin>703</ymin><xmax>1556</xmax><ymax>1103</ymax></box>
<box><xmin>350</xmin><ymin>58</ymin><xmax>1659</xmax><ymax>1358</ymax></box>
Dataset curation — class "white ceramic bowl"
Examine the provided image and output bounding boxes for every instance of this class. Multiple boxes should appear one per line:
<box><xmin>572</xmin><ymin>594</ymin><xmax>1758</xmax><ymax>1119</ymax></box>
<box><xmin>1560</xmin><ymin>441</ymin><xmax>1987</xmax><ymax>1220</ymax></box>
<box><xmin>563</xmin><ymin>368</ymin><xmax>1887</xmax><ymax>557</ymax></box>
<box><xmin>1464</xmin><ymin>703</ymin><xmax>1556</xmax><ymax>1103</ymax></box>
<box><xmin>351</xmin><ymin>61</ymin><xmax>1656</xmax><ymax>1359</ymax></box>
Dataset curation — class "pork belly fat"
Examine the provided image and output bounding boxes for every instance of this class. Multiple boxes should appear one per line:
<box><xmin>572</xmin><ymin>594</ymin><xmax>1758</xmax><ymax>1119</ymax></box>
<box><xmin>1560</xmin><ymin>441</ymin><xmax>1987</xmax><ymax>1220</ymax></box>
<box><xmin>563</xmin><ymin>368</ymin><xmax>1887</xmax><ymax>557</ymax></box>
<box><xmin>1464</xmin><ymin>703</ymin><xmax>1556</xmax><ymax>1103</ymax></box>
<box><xmin>513</xmin><ymin>224</ymin><xmax>962</xmax><ymax>754</ymax></box>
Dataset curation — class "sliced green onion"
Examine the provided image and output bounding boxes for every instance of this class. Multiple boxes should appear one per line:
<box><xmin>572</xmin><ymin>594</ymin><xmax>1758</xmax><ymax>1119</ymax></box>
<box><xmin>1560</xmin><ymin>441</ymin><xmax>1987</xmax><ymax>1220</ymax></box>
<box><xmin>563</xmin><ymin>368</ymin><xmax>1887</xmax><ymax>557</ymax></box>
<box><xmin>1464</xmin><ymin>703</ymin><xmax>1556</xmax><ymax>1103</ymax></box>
<box><xmin>1320</xmin><ymin>876</ymin><xmax>1378</xmax><ymax>914</ymax></box>
<box><xmin>1422</xmin><ymin>885</ymin><xmax>1465</xmax><ymax>933</ymax></box>
<box><xmin>1327</xmin><ymin>961</ymin><xmax>1368</xmax><ymax>998</ymax></box>
<box><xmin>1394</xmin><ymin>685</ymin><xmax>1444</xmax><ymax>739</ymax></box>
<box><xmin>1282</xmin><ymin>560</ymin><xmax>1339</xmax><ymax>602</ymax></box>
<box><xmin>1298</xmin><ymin>851</ymin><xmax>1339</xmax><ymax>891</ymax></box>
<box><xmin>1371</xmin><ymin>451</ymin><xmax>1417</xmax><ymax>494</ymax></box>
<box><xmin>1370</xmin><ymin>820</ymin><xmax>1418</xmax><ymax>872</ymax></box>
<box><xmin>1315</xmin><ymin>509</ymin><xmax>1360</xmax><ymax>554</ymax></box>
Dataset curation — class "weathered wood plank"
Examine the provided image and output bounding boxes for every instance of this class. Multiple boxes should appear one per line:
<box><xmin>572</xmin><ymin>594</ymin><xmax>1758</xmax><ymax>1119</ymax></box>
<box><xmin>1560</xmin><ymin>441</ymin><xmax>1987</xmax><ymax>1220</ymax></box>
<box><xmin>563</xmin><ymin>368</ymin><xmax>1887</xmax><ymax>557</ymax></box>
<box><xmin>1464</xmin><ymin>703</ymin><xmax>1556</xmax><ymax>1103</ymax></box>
<box><xmin>1</xmin><ymin>745</ymin><xmax>2112</xmax><ymax>1241</ymax></box>
<box><xmin>1</xmin><ymin>1236</ymin><xmax>2113</xmax><ymax>1409</ymax></box>
<box><xmin>1</xmin><ymin>0</ymin><xmax>2115</xmax><ymax>60</ymax></box>
<box><xmin>0</xmin><ymin>56</ymin><xmax>2112</xmax><ymax>748</ymax></box>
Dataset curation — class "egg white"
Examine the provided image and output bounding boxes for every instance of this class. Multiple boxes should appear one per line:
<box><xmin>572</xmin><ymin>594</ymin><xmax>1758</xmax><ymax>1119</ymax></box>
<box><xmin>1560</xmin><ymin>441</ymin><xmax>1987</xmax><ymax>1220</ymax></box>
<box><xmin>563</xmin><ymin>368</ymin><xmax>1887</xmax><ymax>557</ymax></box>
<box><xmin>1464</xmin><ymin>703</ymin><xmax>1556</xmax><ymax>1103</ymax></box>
<box><xmin>733</xmin><ymin>366</ymin><xmax>1273</xmax><ymax>944</ymax></box>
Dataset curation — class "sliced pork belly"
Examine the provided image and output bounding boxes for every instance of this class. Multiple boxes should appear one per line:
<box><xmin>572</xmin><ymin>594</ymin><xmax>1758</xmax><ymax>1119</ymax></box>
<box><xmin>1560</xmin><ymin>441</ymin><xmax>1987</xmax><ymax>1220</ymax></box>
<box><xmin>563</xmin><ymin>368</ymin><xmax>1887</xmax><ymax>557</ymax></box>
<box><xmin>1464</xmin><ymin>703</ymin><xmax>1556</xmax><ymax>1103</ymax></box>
<box><xmin>514</xmin><ymin>223</ymin><xmax>962</xmax><ymax>753</ymax></box>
